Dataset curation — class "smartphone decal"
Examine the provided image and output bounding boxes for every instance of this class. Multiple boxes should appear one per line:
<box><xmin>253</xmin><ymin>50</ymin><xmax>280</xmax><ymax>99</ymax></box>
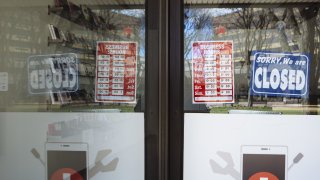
<box><xmin>47</xmin><ymin>150</ymin><xmax>87</xmax><ymax>180</ymax></box>
<box><xmin>242</xmin><ymin>154</ymin><xmax>285</xmax><ymax>180</ymax></box>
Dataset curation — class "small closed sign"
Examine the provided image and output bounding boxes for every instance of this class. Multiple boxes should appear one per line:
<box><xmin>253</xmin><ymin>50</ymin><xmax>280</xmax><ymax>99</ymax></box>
<box><xmin>28</xmin><ymin>53</ymin><xmax>78</xmax><ymax>94</ymax></box>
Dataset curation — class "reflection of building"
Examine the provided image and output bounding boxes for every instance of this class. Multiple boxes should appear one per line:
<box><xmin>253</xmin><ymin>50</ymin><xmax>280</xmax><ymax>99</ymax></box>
<box><xmin>212</xmin><ymin>9</ymin><xmax>300</xmax><ymax>63</ymax></box>
<box><xmin>211</xmin><ymin>8</ymin><xmax>320</xmax><ymax>100</ymax></box>
<box><xmin>0</xmin><ymin>5</ymin><xmax>144</xmax><ymax>110</ymax></box>
<box><xmin>0</xmin><ymin>7</ymin><xmax>43</xmax><ymax>110</ymax></box>
<box><xmin>184</xmin><ymin>7</ymin><xmax>320</xmax><ymax>105</ymax></box>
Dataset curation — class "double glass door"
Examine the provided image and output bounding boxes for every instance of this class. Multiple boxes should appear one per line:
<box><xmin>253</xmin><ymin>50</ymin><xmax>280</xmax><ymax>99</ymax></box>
<box><xmin>0</xmin><ymin>1</ymin><xmax>320</xmax><ymax>180</ymax></box>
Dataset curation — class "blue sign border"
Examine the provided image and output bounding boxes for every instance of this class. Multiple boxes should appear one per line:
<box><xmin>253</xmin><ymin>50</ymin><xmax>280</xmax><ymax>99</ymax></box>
<box><xmin>27</xmin><ymin>53</ymin><xmax>79</xmax><ymax>94</ymax></box>
<box><xmin>250</xmin><ymin>51</ymin><xmax>310</xmax><ymax>97</ymax></box>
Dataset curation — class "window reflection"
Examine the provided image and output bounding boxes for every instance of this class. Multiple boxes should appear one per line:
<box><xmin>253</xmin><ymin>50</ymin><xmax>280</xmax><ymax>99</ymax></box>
<box><xmin>184</xmin><ymin>6</ymin><xmax>320</xmax><ymax>114</ymax></box>
<box><xmin>0</xmin><ymin>4</ymin><xmax>145</xmax><ymax>112</ymax></box>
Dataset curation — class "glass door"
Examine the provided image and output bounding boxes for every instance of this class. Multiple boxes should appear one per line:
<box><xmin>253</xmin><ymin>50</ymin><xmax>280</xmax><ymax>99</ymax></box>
<box><xmin>0</xmin><ymin>1</ymin><xmax>152</xmax><ymax>180</ymax></box>
<box><xmin>183</xmin><ymin>1</ymin><xmax>320</xmax><ymax>180</ymax></box>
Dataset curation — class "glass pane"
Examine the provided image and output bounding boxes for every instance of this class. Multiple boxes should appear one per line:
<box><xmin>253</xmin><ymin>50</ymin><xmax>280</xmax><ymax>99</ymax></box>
<box><xmin>184</xmin><ymin>3</ymin><xmax>320</xmax><ymax>114</ymax></box>
<box><xmin>0</xmin><ymin>1</ymin><xmax>145</xmax><ymax>180</ymax></box>
<box><xmin>184</xmin><ymin>2</ymin><xmax>320</xmax><ymax>180</ymax></box>
<box><xmin>0</xmin><ymin>1</ymin><xmax>145</xmax><ymax>112</ymax></box>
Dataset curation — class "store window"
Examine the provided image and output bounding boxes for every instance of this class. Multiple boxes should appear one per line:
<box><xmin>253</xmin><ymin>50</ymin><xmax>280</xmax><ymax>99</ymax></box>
<box><xmin>184</xmin><ymin>3</ymin><xmax>320</xmax><ymax>114</ymax></box>
<box><xmin>0</xmin><ymin>1</ymin><xmax>145</xmax><ymax>180</ymax></box>
<box><xmin>0</xmin><ymin>1</ymin><xmax>146</xmax><ymax>112</ymax></box>
<box><xmin>183</xmin><ymin>1</ymin><xmax>320</xmax><ymax>180</ymax></box>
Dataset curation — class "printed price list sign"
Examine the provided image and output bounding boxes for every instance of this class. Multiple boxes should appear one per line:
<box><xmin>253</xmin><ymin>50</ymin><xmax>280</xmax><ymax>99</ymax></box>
<box><xmin>192</xmin><ymin>41</ymin><xmax>234</xmax><ymax>103</ymax></box>
<box><xmin>95</xmin><ymin>41</ymin><xmax>137</xmax><ymax>103</ymax></box>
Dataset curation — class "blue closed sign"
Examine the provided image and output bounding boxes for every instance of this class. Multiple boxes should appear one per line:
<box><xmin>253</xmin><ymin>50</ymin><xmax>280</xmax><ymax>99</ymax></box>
<box><xmin>250</xmin><ymin>52</ymin><xmax>309</xmax><ymax>97</ymax></box>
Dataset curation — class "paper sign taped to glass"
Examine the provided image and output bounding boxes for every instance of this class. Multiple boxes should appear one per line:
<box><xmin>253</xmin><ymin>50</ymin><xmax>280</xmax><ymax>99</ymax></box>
<box><xmin>27</xmin><ymin>53</ymin><xmax>78</xmax><ymax>94</ymax></box>
<box><xmin>250</xmin><ymin>52</ymin><xmax>310</xmax><ymax>97</ymax></box>
<box><xmin>95</xmin><ymin>41</ymin><xmax>137</xmax><ymax>103</ymax></box>
<box><xmin>192</xmin><ymin>41</ymin><xmax>234</xmax><ymax>104</ymax></box>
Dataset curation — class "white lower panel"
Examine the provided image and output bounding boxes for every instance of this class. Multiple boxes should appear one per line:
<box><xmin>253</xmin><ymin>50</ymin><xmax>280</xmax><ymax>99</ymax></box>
<box><xmin>184</xmin><ymin>113</ymin><xmax>320</xmax><ymax>180</ymax></box>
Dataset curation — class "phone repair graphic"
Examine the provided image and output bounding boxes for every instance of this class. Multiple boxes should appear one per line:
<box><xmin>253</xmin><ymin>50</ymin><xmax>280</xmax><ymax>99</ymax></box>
<box><xmin>241</xmin><ymin>146</ymin><xmax>287</xmax><ymax>180</ymax></box>
<box><xmin>46</xmin><ymin>143</ymin><xmax>88</xmax><ymax>180</ymax></box>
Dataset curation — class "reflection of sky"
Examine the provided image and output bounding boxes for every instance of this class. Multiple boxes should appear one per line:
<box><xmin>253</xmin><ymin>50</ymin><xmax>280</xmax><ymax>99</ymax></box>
<box><xmin>184</xmin><ymin>8</ymin><xmax>237</xmax><ymax>61</ymax></box>
<box><xmin>184</xmin><ymin>9</ymin><xmax>214</xmax><ymax>61</ymax></box>
<box><xmin>208</xmin><ymin>8</ymin><xmax>237</xmax><ymax>17</ymax></box>
<box><xmin>117</xmin><ymin>9</ymin><xmax>145</xmax><ymax>58</ymax></box>
<box><xmin>118</xmin><ymin>8</ymin><xmax>238</xmax><ymax>59</ymax></box>
<box><xmin>115</xmin><ymin>8</ymin><xmax>309</xmax><ymax>60</ymax></box>
<box><xmin>117</xmin><ymin>10</ymin><xmax>145</xmax><ymax>18</ymax></box>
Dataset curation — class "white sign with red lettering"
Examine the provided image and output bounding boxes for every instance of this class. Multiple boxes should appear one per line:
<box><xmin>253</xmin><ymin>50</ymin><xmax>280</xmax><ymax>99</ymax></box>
<box><xmin>192</xmin><ymin>41</ymin><xmax>234</xmax><ymax>103</ymax></box>
<box><xmin>95</xmin><ymin>41</ymin><xmax>137</xmax><ymax>103</ymax></box>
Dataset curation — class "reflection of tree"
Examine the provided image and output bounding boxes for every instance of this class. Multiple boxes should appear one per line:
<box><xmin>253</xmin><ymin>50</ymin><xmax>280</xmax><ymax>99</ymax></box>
<box><xmin>231</xmin><ymin>6</ymin><xmax>319</xmax><ymax>110</ymax></box>
<box><xmin>298</xmin><ymin>7</ymin><xmax>319</xmax><ymax>114</ymax></box>
<box><xmin>183</xmin><ymin>9</ymin><xmax>213</xmax><ymax>111</ymax></box>
<box><xmin>184</xmin><ymin>9</ymin><xmax>213</xmax><ymax>60</ymax></box>
<box><xmin>232</xmin><ymin>8</ymin><xmax>273</xmax><ymax>106</ymax></box>
<box><xmin>98</xmin><ymin>9</ymin><xmax>146</xmax><ymax>102</ymax></box>
<box><xmin>184</xmin><ymin>8</ymin><xmax>213</xmax><ymax>73</ymax></box>
<box><xmin>273</xmin><ymin>7</ymin><xmax>319</xmax><ymax>113</ymax></box>
<box><xmin>184</xmin><ymin>8</ymin><xmax>214</xmax><ymax>103</ymax></box>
